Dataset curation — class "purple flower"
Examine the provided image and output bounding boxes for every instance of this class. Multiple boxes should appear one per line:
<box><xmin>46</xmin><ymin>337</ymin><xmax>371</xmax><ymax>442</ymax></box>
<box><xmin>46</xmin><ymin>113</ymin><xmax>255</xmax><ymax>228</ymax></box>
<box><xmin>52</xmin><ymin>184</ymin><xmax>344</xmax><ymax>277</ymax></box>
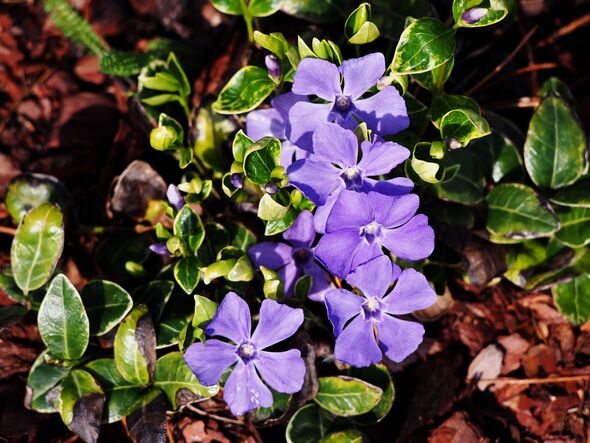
<box><xmin>461</xmin><ymin>7</ymin><xmax>488</xmax><ymax>24</ymax></box>
<box><xmin>265</xmin><ymin>54</ymin><xmax>281</xmax><ymax>79</ymax></box>
<box><xmin>314</xmin><ymin>190</ymin><xmax>434</xmax><ymax>278</ymax></box>
<box><xmin>246</xmin><ymin>93</ymin><xmax>311</xmax><ymax>167</ymax></box>
<box><xmin>288</xmin><ymin>53</ymin><xmax>409</xmax><ymax>150</ymax></box>
<box><xmin>167</xmin><ymin>184</ymin><xmax>184</xmax><ymax>210</ymax></box>
<box><xmin>325</xmin><ymin>256</ymin><xmax>436</xmax><ymax>367</ymax></box>
<box><xmin>149</xmin><ymin>242</ymin><xmax>170</xmax><ymax>256</ymax></box>
<box><xmin>248</xmin><ymin>210</ymin><xmax>332</xmax><ymax>302</ymax></box>
<box><xmin>184</xmin><ymin>292</ymin><xmax>305</xmax><ymax>416</ymax></box>
<box><xmin>287</xmin><ymin>123</ymin><xmax>413</xmax><ymax>232</ymax></box>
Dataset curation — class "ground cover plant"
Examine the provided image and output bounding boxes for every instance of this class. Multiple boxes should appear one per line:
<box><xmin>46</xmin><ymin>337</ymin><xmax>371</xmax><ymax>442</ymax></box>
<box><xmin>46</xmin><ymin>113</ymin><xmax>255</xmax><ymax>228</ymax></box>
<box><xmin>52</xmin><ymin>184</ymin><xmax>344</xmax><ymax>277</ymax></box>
<box><xmin>1</xmin><ymin>0</ymin><xmax>590</xmax><ymax>441</ymax></box>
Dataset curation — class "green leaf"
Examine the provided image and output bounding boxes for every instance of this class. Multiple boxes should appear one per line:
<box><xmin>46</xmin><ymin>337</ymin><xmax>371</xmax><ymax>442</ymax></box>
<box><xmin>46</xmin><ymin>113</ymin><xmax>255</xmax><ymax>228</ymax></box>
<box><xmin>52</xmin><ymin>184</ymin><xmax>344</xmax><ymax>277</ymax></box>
<box><xmin>38</xmin><ymin>274</ymin><xmax>89</xmax><ymax>360</ymax></box>
<box><xmin>85</xmin><ymin>358</ymin><xmax>157</xmax><ymax>423</ymax></box>
<box><xmin>174</xmin><ymin>205</ymin><xmax>205</xmax><ymax>253</ymax></box>
<box><xmin>11</xmin><ymin>203</ymin><xmax>64</xmax><ymax>294</ymax></box>
<box><xmin>550</xmin><ymin>181</ymin><xmax>590</xmax><ymax>208</ymax></box>
<box><xmin>349</xmin><ymin>364</ymin><xmax>395</xmax><ymax>424</ymax></box>
<box><xmin>174</xmin><ymin>256</ymin><xmax>201</xmax><ymax>294</ymax></box>
<box><xmin>114</xmin><ymin>305</ymin><xmax>156</xmax><ymax>386</ymax></box>
<box><xmin>453</xmin><ymin>0</ymin><xmax>509</xmax><ymax>28</ymax></box>
<box><xmin>99</xmin><ymin>50</ymin><xmax>152</xmax><ymax>76</ymax></box>
<box><xmin>280</xmin><ymin>0</ymin><xmax>345</xmax><ymax>23</ymax></box>
<box><xmin>57</xmin><ymin>369</ymin><xmax>105</xmax><ymax>443</ymax></box>
<box><xmin>391</xmin><ymin>18</ymin><xmax>455</xmax><ymax>74</ymax></box>
<box><xmin>412</xmin><ymin>57</ymin><xmax>454</xmax><ymax>92</ymax></box>
<box><xmin>254</xmin><ymin>31</ymin><xmax>290</xmax><ymax>58</ymax></box>
<box><xmin>430</xmin><ymin>93</ymin><xmax>480</xmax><ymax>129</ymax></box>
<box><xmin>227</xmin><ymin>255</ymin><xmax>254</xmax><ymax>282</ymax></box>
<box><xmin>345</xmin><ymin>3</ymin><xmax>371</xmax><ymax>37</ymax></box>
<box><xmin>192</xmin><ymin>294</ymin><xmax>218</xmax><ymax>337</ymax></box>
<box><xmin>6</xmin><ymin>173</ymin><xmax>68</xmax><ymax>223</ymax></box>
<box><xmin>486</xmin><ymin>183</ymin><xmax>559</xmax><ymax>241</ymax></box>
<box><xmin>258</xmin><ymin>194</ymin><xmax>290</xmax><ymax>221</ymax></box>
<box><xmin>134</xmin><ymin>280</ymin><xmax>174</xmax><ymax>321</ymax></box>
<box><xmin>540</xmin><ymin>76</ymin><xmax>575</xmax><ymax>103</ymax></box>
<box><xmin>82</xmin><ymin>280</ymin><xmax>133</xmax><ymax>336</ymax></box>
<box><xmin>410</xmin><ymin>141</ymin><xmax>459</xmax><ymax>184</ymax></box>
<box><xmin>348</xmin><ymin>21</ymin><xmax>380</xmax><ymax>45</ymax></box>
<box><xmin>554</xmin><ymin>206</ymin><xmax>590</xmax><ymax>248</ymax></box>
<box><xmin>154</xmin><ymin>352</ymin><xmax>219</xmax><ymax>409</ymax></box>
<box><xmin>210</xmin><ymin>0</ymin><xmax>242</xmax><ymax>15</ymax></box>
<box><xmin>212</xmin><ymin>66</ymin><xmax>275</xmax><ymax>114</ymax></box>
<box><xmin>524</xmin><ymin>96</ymin><xmax>587</xmax><ymax>189</ymax></box>
<box><xmin>26</xmin><ymin>351</ymin><xmax>70</xmax><ymax>413</ymax></box>
<box><xmin>439</xmin><ymin>108</ymin><xmax>491</xmax><ymax>147</ymax></box>
<box><xmin>156</xmin><ymin>295</ymin><xmax>192</xmax><ymax>349</ymax></box>
<box><xmin>95</xmin><ymin>233</ymin><xmax>151</xmax><ymax>278</ymax></box>
<box><xmin>265</xmin><ymin>207</ymin><xmax>299</xmax><ymax>236</ymax></box>
<box><xmin>286</xmin><ymin>404</ymin><xmax>347</xmax><ymax>443</ymax></box>
<box><xmin>319</xmin><ymin>430</ymin><xmax>365</xmax><ymax>443</ymax></box>
<box><xmin>249</xmin><ymin>0</ymin><xmax>281</xmax><ymax>17</ymax></box>
<box><xmin>430</xmin><ymin>151</ymin><xmax>484</xmax><ymax>204</ymax></box>
<box><xmin>315</xmin><ymin>376</ymin><xmax>383</xmax><ymax>417</ymax></box>
<box><xmin>553</xmin><ymin>274</ymin><xmax>590</xmax><ymax>324</ymax></box>
<box><xmin>243</xmin><ymin>137</ymin><xmax>282</xmax><ymax>185</ymax></box>
<box><xmin>167</xmin><ymin>52</ymin><xmax>190</xmax><ymax>97</ymax></box>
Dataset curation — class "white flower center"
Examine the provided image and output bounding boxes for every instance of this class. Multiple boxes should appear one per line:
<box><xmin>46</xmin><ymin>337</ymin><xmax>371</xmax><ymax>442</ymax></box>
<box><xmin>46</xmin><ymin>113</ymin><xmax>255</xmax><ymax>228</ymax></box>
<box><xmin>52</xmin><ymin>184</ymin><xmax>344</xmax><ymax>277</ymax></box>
<box><xmin>343</xmin><ymin>167</ymin><xmax>360</xmax><ymax>180</ymax></box>
<box><xmin>238</xmin><ymin>343</ymin><xmax>255</xmax><ymax>358</ymax></box>
<box><xmin>364</xmin><ymin>221</ymin><xmax>380</xmax><ymax>235</ymax></box>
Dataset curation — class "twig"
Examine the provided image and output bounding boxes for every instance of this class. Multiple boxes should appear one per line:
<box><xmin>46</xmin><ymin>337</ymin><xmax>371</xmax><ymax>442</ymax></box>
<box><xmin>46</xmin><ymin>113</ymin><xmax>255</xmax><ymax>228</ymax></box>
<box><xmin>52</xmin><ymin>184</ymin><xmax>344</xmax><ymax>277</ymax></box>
<box><xmin>486</xmin><ymin>96</ymin><xmax>540</xmax><ymax>110</ymax></box>
<box><xmin>466</xmin><ymin>25</ymin><xmax>538</xmax><ymax>96</ymax></box>
<box><xmin>182</xmin><ymin>403</ymin><xmax>244</xmax><ymax>426</ymax></box>
<box><xmin>480</xmin><ymin>374</ymin><xmax>590</xmax><ymax>386</ymax></box>
<box><xmin>537</xmin><ymin>14</ymin><xmax>590</xmax><ymax>48</ymax></box>
<box><xmin>512</xmin><ymin>63</ymin><xmax>559</xmax><ymax>75</ymax></box>
<box><xmin>0</xmin><ymin>226</ymin><xmax>17</xmax><ymax>236</ymax></box>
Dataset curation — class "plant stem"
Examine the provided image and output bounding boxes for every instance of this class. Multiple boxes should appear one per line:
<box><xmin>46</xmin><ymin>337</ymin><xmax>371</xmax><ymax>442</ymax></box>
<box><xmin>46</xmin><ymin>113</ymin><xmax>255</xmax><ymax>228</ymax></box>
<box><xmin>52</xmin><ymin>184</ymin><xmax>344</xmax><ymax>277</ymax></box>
<box><xmin>238</xmin><ymin>0</ymin><xmax>254</xmax><ymax>42</ymax></box>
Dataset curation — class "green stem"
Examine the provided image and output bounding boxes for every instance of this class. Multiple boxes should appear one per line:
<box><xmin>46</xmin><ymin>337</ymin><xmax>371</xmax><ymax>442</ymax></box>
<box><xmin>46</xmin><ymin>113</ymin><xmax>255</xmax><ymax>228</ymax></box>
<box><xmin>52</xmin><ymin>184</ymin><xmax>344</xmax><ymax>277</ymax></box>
<box><xmin>238</xmin><ymin>0</ymin><xmax>254</xmax><ymax>42</ymax></box>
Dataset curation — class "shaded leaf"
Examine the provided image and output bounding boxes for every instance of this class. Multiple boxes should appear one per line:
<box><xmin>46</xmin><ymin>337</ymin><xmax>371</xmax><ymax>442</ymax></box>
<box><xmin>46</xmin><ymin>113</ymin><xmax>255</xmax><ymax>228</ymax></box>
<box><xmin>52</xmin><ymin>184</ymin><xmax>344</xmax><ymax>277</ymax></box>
<box><xmin>174</xmin><ymin>206</ymin><xmax>205</xmax><ymax>253</ymax></box>
<box><xmin>174</xmin><ymin>256</ymin><xmax>200</xmax><ymax>294</ymax></box>
<box><xmin>82</xmin><ymin>280</ymin><xmax>133</xmax><ymax>336</ymax></box>
<box><xmin>26</xmin><ymin>351</ymin><xmax>70</xmax><ymax>413</ymax></box>
<box><xmin>554</xmin><ymin>206</ymin><xmax>590</xmax><ymax>248</ymax></box>
<box><xmin>349</xmin><ymin>364</ymin><xmax>395</xmax><ymax>424</ymax></box>
<box><xmin>286</xmin><ymin>404</ymin><xmax>346</xmax><ymax>443</ymax></box>
<box><xmin>6</xmin><ymin>173</ymin><xmax>69</xmax><ymax>223</ymax></box>
<box><xmin>243</xmin><ymin>137</ymin><xmax>282</xmax><ymax>185</ymax></box>
<box><xmin>553</xmin><ymin>274</ymin><xmax>590</xmax><ymax>324</ymax></box>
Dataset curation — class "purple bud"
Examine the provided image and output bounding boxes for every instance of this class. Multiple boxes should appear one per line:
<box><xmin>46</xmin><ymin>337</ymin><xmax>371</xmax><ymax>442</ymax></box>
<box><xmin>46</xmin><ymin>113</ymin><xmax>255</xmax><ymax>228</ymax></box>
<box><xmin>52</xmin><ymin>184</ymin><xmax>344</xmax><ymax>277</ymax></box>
<box><xmin>461</xmin><ymin>7</ymin><xmax>488</xmax><ymax>24</ymax></box>
<box><xmin>446</xmin><ymin>138</ymin><xmax>462</xmax><ymax>150</ymax></box>
<box><xmin>265</xmin><ymin>55</ymin><xmax>281</xmax><ymax>79</ymax></box>
<box><xmin>264</xmin><ymin>181</ymin><xmax>278</xmax><ymax>194</ymax></box>
<box><xmin>149</xmin><ymin>242</ymin><xmax>171</xmax><ymax>256</ymax></box>
<box><xmin>166</xmin><ymin>184</ymin><xmax>184</xmax><ymax>210</ymax></box>
<box><xmin>230</xmin><ymin>173</ymin><xmax>244</xmax><ymax>189</ymax></box>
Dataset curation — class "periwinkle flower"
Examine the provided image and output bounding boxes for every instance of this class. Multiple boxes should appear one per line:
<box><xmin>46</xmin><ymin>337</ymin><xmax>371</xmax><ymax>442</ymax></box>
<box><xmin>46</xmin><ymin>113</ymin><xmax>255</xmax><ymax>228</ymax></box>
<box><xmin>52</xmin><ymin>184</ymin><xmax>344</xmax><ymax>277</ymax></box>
<box><xmin>246</xmin><ymin>93</ymin><xmax>311</xmax><ymax>167</ymax></box>
<box><xmin>230</xmin><ymin>173</ymin><xmax>244</xmax><ymax>189</ymax></box>
<box><xmin>166</xmin><ymin>184</ymin><xmax>184</xmax><ymax>210</ymax></box>
<box><xmin>461</xmin><ymin>7</ymin><xmax>488</xmax><ymax>24</ymax></box>
<box><xmin>314</xmin><ymin>190</ymin><xmax>434</xmax><ymax>278</ymax></box>
<box><xmin>288</xmin><ymin>53</ymin><xmax>409</xmax><ymax>150</ymax></box>
<box><xmin>184</xmin><ymin>292</ymin><xmax>305</xmax><ymax>416</ymax></box>
<box><xmin>287</xmin><ymin>123</ymin><xmax>413</xmax><ymax>232</ymax></box>
<box><xmin>265</xmin><ymin>54</ymin><xmax>281</xmax><ymax>79</ymax></box>
<box><xmin>149</xmin><ymin>242</ymin><xmax>170</xmax><ymax>256</ymax></box>
<box><xmin>249</xmin><ymin>210</ymin><xmax>332</xmax><ymax>301</ymax></box>
<box><xmin>325</xmin><ymin>256</ymin><xmax>436</xmax><ymax>367</ymax></box>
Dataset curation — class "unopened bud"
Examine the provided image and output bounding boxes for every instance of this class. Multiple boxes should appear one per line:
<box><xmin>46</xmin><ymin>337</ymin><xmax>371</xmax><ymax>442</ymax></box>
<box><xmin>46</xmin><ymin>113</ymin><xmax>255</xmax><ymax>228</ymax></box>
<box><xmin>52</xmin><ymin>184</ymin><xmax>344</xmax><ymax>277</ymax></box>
<box><xmin>230</xmin><ymin>173</ymin><xmax>244</xmax><ymax>189</ymax></box>
<box><xmin>150</xmin><ymin>125</ymin><xmax>177</xmax><ymax>151</ymax></box>
<box><xmin>264</xmin><ymin>181</ymin><xmax>278</xmax><ymax>194</ymax></box>
<box><xmin>166</xmin><ymin>184</ymin><xmax>184</xmax><ymax>210</ymax></box>
<box><xmin>265</xmin><ymin>55</ymin><xmax>281</xmax><ymax>79</ymax></box>
<box><xmin>461</xmin><ymin>7</ymin><xmax>488</xmax><ymax>24</ymax></box>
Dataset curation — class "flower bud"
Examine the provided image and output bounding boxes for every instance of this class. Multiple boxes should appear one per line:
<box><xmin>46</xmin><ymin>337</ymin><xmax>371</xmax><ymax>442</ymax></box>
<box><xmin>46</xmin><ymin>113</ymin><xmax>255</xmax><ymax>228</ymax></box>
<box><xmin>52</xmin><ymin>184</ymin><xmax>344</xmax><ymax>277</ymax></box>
<box><xmin>445</xmin><ymin>138</ymin><xmax>462</xmax><ymax>150</ymax></box>
<box><xmin>166</xmin><ymin>184</ymin><xmax>184</xmax><ymax>210</ymax></box>
<box><xmin>150</xmin><ymin>125</ymin><xmax>177</xmax><ymax>151</ymax></box>
<box><xmin>149</xmin><ymin>242</ymin><xmax>171</xmax><ymax>257</ymax></box>
<box><xmin>264</xmin><ymin>181</ymin><xmax>278</xmax><ymax>194</ymax></box>
<box><xmin>265</xmin><ymin>55</ymin><xmax>281</xmax><ymax>79</ymax></box>
<box><xmin>461</xmin><ymin>7</ymin><xmax>488</xmax><ymax>24</ymax></box>
<box><xmin>230</xmin><ymin>173</ymin><xmax>244</xmax><ymax>189</ymax></box>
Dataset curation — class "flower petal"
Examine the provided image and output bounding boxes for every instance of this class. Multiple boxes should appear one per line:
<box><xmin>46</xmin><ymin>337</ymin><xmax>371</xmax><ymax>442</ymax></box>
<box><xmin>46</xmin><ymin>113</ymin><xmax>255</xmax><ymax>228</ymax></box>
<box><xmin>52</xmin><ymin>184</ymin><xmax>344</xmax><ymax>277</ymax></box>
<box><xmin>353</xmin><ymin>87</ymin><xmax>409</xmax><ymax>137</ymax></box>
<box><xmin>325</xmin><ymin>190</ymin><xmax>374</xmax><ymax>232</ymax></box>
<box><xmin>205</xmin><ymin>292</ymin><xmax>251</xmax><ymax>343</ymax></box>
<box><xmin>314</xmin><ymin>228</ymin><xmax>382</xmax><ymax>278</ymax></box>
<box><xmin>357</xmin><ymin>140</ymin><xmax>410</xmax><ymax>176</ymax></box>
<box><xmin>312</xmin><ymin>122</ymin><xmax>358</xmax><ymax>167</ymax></box>
<box><xmin>376</xmin><ymin>315</ymin><xmax>425</xmax><ymax>363</ymax></box>
<box><xmin>251</xmin><ymin>299</ymin><xmax>304</xmax><ymax>349</ymax></box>
<box><xmin>303</xmin><ymin>260</ymin><xmax>333</xmax><ymax>302</ymax></box>
<box><xmin>382</xmin><ymin>268</ymin><xmax>436</xmax><ymax>315</ymax></box>
<box><xmin>280</xmin><ymin>141</ymin><xmax>310</xmax><ymax>168</ymax></box>
<box><xmin>271</xmin><ymin>92</ymin><xmax>309</xmax><ymax>117</ymax></box>
<box><xmin>292</xmin><ymin>58</ymin><xmax>341</xmax><ymax>100</ymax></box>
<box><xmin>287</xmin><ymin>159</ymin><xmax>343</xmax><ymax>205</ymax></box>
<box><xmin>346</xmin><ymin>255</ymin><xmax>397</xmax><ymax>299</ymax></box>
<box><xmin>325</xmin><ymin>288</ymin><xmax>364</xmax><ymax>335</ymax></box>
<box><xmin>341</xmin><ymin>53</ymin><xmax>386</xmax><ymax>99</ymax></box>
<box><xmin>335</xmin><ymin>316</ymin><xmax>382</xmax><ymax>367</ymax></box>
<box><xmin>184</xmin><ymin>339</ymin><xmax>237</xmax><ymax>386</ymax></box>
<box><xmin>369</xmin><ymin>192</ymin><xmax>419</xmax><ymax>228</ymax></box>
<box><xmin>248</xmin><ymin>242</ymin><xmax>293</xmax><ymax>270</ymax></box>
<box><xmin>246</xmin><ymin>107</ymin><xmax>285</xmax><ymax>140</ymax></box>
<box><xmin>223</xmin><ymin>360</ymin><xmax>273</xmax><ymax>416</ymax></box>
<box><xmin>277</xmin><ymin>262</ymin><xmax>301</xmax><ymax>298</ymax></box>
<box><xmin>287</xmin><ymin>102</ymin><xmax>332</xmax><ymax>151</ymax></box>
<box><xmin>313</xmin><ymin>191</ymin><xmax>339</xmax><ymax>234</ymax></box>
<box><xmin>255</xmin><ymin>350</ymin><xmax>305</xmax><ymax>394</ymax></box>
<box><xmin>283</xmin><ymin>210</ymin><xmax>316</xmax><ymax>248</ymax></box>
<box><xmin>381</xmin><ymin>214</ymin><xmax>434</xmax><ymax>261</ymax></box>
<box><xmin>366</xmin><ymin>177</ymin><xmax>414</xmax><ymax>196</ymax></box>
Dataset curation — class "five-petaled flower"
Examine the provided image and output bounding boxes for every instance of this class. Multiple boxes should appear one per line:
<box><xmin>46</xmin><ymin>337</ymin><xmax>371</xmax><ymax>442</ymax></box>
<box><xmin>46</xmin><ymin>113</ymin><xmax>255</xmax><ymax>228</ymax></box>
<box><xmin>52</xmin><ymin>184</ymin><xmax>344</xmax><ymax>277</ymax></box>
<box><xmin>249</xmin><ymin>210</ymin><xmax>332</xmax><ymax>301</ymax></box>
<box><xmin>325</xmin><ymin>256</ymin><xmax>436</xmax><ymax>367</ymax></box>
<box><xmin>287</xmin><ymin>53</ymin><xmax>409</xmax><ymax>150</ymax></box>
<box><xmin>314</xmin><ymin>190</ymin><xmax>434</xmax><ymax>278</ymax></box>
<box><xmin>184</xmin><ymin>292</ymin><xmax>305</xmax><ymax>416</ymax></box>
<box><xmin>287</xmin><ymin>123</ymin><xmax>413</xmax><ymax>232</ymax></box>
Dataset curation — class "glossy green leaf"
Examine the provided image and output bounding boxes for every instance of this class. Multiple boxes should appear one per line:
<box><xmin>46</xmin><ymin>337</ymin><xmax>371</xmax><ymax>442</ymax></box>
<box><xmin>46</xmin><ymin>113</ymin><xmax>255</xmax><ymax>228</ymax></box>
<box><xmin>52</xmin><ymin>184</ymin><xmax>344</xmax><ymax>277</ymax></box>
<box><xmin>210</xmin><ymin>0</ymin><xmax>241</xmax><ymax>14</ymax></box>
<box><xmin>114</xmin><ymin>305</ymin><xmax>156</xmax><ymax>386</ymax></box>
<box><xmin>486</xmin><ymin>183</ymin><xmax>559</xmax><ymax>241</ymax></box>
<box><xmin>191</xmin><ymin>294</ymin><xmax>218</xmax><ymax>339</ymax></box>
<box><xmin>134</xmin><ymin>280</ymin><xmax>174</xmax><ymax>321</ymax></box>
<box><xmin>254</xmin><ymin>31</ymin><xmax>290</xmax><ymax>58</ymax></box>
<box><xmin>430</xmin><ymin>151</ymin><xmax>484</xmax><ymax>204</ymax></box>
<box><xmin>439</xmin><ymin>108</ymin><xmax>491</xmax><ymax>147</ymax></box>
<box><xmin>243</xmin><ymin>137</ymin><xmax>282</xmax><ymax>185</ymax></box>
<box><xmin>249</xmin><ymin>0</ymin><xmax>281</xmax><ymax>17</ymax></box>
<box><xmin>82</xmin><ymin>280</ymin><xmax>133</xmax><ymax>336</ymax></box>
<box><xmin>412</xmin><ymin>57</ymin><xmax>454</xmax><ymax>92</ymax></box>
<box><xmin>540</xmin><ymin>76</ymin><xmax>575</xmax><ymax>103</ymax></box>
<box><xmin>319</xmin><ymin>430</ymin><xmax>365</xmax><ymax>443</ymax></box>
<box><xmin>233</xmin><ymin>129</ymin><xmax>255</xmax><ymax>162</ymax></box>
<box><xmin>6</xmin><ymin>173</ymin><xmax>69</xmax><ymax>223</ymax></box>
<box><xmin>430</xmin><ymin>93</ymin><xmax>480</xmax><ymax>129</ymax></box>
<box><xmin>554</xmin><ymin>206</ymin><xmax>590</xmax><ymax>248</ymax></box>
<box><xmin>229</xmin><ymin>222</ymin><xmax>257</xmax><ymax>251</ymax></box>
<box><xmin>524</xmin><ymin>96</ymin><xmax>587</xmax><ymax>189</ymax></box>
<box><xmin>0</xmin><ymin>269</ymin><xmax>26</xmax><ymax>305</ymax></box>
<box><xmin>174</xmin><ymin>256</ymin><xmax>200</xmax><ymax>294</ymax></box>
<box><xmin>174</xmin><ymin>205</ymin><xmax>205</xmax><ymax>253</ymax></box>
<box><xmin>26</xmin><ymin>351</ymin><xmax>70</xmax><ymax>413</ymax></box>
<box><xmin>38</xmin><ymin>274</ymin><xmax>89</xmax><ymax>360</ymax></box>
<box><xmin>265</xmin><ymin>207</ymin><xmax>299</xmax><ymax>236</ymax></box>
<box><xmin>58</xmin><ymin>369</ymin><xmax>105</xmax><ymax>443</ymax></box>
<box><xmin>345</xmin><ymin>3</ymin><xmax>370</xmax><ymax>37</ymax></box>
<box><xmin>348</xmin><ymin>21</ymin><xmax>380</xmax><ymax>45</ymax></box>
<box><xmin>286</xmin><ymin>404</ymin><xmax>346</xmax><ymax>443</ymax></box>
<box><xmin>315</xmin><ymin>376</ymin><xmax>382</xmax><ymax>417</ymax></box>
<box><xmin>553</xmin><ymin>274</ymin><xmax>590</xmax><ymax>324</ymax></box>
<box><xmin>453</xmin><ymin>0</ymin><xmax>509</xmax><ymax>28</ymax></box>
<box><xmin>258</xmin><ymin>194</ymin><xmax>290</xmax><ymax>221</ymax></box>
<box><xmin>349</xmin><ymin>364</ymin><xmax>395</xmax><ymax>424</ymax></box>
<box><xmin>154</xmin><ymin>352</ymin><xmax>218</xmax><ymax>409</ymax></box>
<box><xmin>550</xmin><ymin>181</ymin><xmax>590</xmax><ymax>208</ymax></box>
<box><xmin>280</xmin><ymin>0</ymin><xmax>344</xmax><ymax>23</ymax></box>
<box><xmin>391</xmin><ymin>18</ymin><xmax>455</xmax><ymax>74</ymax></box>
<box><xmin>212</xmin><ymin>66</ymin><xmax>275</xmax><ymax>114</ymax></box>
<box><xmin>11</xmin><ymin>204</ymin><xmax>64</xmax><ymax>294</ymax></box>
